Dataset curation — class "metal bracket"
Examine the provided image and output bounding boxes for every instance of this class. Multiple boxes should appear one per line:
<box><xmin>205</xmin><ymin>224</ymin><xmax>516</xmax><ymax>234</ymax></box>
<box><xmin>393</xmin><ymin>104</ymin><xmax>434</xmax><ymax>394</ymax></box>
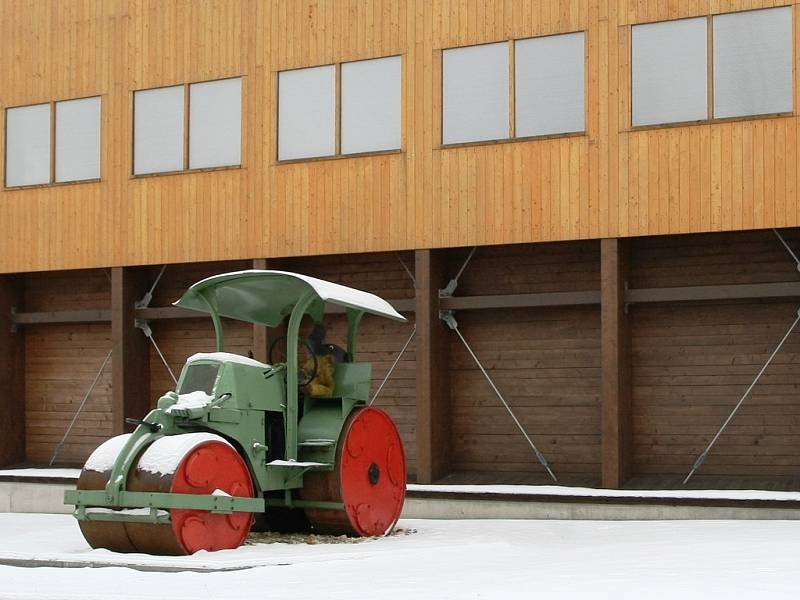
<box><xmin>439</xmin><ymin>279</ymin><xmax>458</xmax><ymax>299</ymax></box>
<box><xmin>9</xmin><ymin>306</ymin><xmax>17</xmax><ymax>333</ymax></box>
<box><xmin>135</xmin><ymin>319</ymin><xmax>153</xmax><ymax>337</ymax></box>
<box><xmin>439</xmin><ymin>309</ymin><xmax>458</xmax><ymax>330</ymax></box>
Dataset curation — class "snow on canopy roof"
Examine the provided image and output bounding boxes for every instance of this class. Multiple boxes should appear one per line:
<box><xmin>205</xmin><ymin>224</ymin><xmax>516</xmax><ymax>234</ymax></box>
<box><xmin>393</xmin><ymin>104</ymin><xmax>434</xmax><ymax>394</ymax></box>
<box><xmin>174</xmin><ymin>269</ymin><xmax>406</xmax><ymax>327</ymax></box>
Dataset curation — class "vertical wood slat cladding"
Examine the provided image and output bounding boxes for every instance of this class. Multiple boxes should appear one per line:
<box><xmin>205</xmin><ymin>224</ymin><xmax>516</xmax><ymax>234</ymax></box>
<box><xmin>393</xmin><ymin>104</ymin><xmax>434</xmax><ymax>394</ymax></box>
<box><xmin>445</xmin><ymin>242</ymin><xmax>602</xmax><ymax>484</ymax></box>
<box><xmin>630</xmin><ymin>232</ymin><xmax>800</xmax><ymax>482</ymax></box>
<box><xmin>1</xmin><ymin>1</ymin><xmax>798</xmax><ymax>274</ymax></box>
<box><xmin>23</xmin><ymin>270</ymin><xmax>111</xmax><ymax>464</ymax></box>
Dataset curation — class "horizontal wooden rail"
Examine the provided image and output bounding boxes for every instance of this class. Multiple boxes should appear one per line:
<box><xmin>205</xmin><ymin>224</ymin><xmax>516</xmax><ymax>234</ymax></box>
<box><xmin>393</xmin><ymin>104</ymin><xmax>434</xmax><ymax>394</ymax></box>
<box><xmin>11</xmin><ymin>298</ymin><xmax>417</xmax><ymax>325</ymax></box>
<box><xmin>12</xmin><ymin>309</ymin><xmax>112</xmax><ymax>324</ymax></box>
<box><xmin>625</xmin><ymin>281</ymin><xmax>800</xmax><ymax>304</ymax></box>
<box><xmin>440</xmin><ymin>290</ymin><xmax>601</xmax><ymax>310</ymax></box>
<box><xmin>136</xmin><ymin>306</ymin><xmax>200</xmax><ymax>320</ymax></box>
<box><xmin>12</xmin><ymin>281</ymin><xmax>800</xmax><ymax>326</ymax></box>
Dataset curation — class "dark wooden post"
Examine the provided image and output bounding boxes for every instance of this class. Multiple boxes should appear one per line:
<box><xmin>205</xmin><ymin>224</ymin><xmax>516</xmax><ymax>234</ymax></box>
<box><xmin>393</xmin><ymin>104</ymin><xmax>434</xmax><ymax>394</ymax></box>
<box><xmin>111</xmin><ymin>267</ymin><xmax>150</xmax><ymax>435</ymax></box>
<box><xmin>0</xmin><ymin>276</ymin><xmax>25</xmax><ymax>467</ymax></box>
<box><xmin>415</xmin><ymin>249</ymin><xmax>450</xmax><ymax>483</ymax></box>
<box><xmin>601</xmin><ymin>238</ymin><xmax>632</xmax><ymax>488</ymax></box>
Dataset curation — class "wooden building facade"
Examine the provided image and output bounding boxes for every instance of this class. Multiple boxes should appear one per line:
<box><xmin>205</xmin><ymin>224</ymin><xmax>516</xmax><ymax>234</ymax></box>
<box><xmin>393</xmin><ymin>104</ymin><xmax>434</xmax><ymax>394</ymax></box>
<box><xmin>3</xmin><ymin>0</ymin><xmax>800</xmax><ymax>490</ymax></box>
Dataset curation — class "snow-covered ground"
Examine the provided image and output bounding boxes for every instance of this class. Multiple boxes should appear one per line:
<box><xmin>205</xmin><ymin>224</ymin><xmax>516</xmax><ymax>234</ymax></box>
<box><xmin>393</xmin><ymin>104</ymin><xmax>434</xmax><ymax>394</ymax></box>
<box><xmin>0</xmin><ymin>514</ymin><xmax>798</xmax><ymax>599</ymax></box>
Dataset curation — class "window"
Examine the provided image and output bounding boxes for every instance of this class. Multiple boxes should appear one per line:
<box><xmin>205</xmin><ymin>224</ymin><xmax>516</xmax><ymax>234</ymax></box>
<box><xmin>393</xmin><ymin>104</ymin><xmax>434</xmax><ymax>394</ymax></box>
<box><xmin>442</xmin><ymin>33</ymin><xmax>586</xmax><ymax>145</ymax></box>
<box><xmin>515</xmin><ymin>32</ymin><xmax>585</xmax><ymax>137</ymax></box>
<box><xmin>5</xmin><ymin>96</ymin><xmax>101</xmax><ymax>187</ymax></box>
<box><xmin>55</xmin><ymin>97</ymin><xmax>102</xmax><ymax>183</ymax></box>
<box><xmin>632</xmin><ymin>7</ymin><xmax>793</xmax><ymax>127</ymax></box>
<box><xmin>443</xmin><ymin>42</ymin><xmax>509</xmax><ymax>145</ymax></box>
<box><xmin>341</xmin><ymin>56</ymin><xmax>402</xmax><ymax>155</ymax></box>
<box><xmin>278</xmin><ymin>56</ymin><xmax>402</xmax><ymax>161</ymax></box>
<box><xmin>133</xmin><ymin>77</ymin><xmax>242</xmax><ymax>176</ymax></box>
<box><xmin>713</xmin><ymin>7</ymin><xmax>793</xmax><ymax>119</ymax></box>
<box><xmin>278</xmin><ymin>65</ymin><xmax>336</xmax><ymax>161</ymax></box>
<box><xmin>190</xmin><ymin>78</ymin><xmax>243</xmax><ymax>169</ymax></box>
<box><xmin>632</xmin><ymin>18</ymin><xmax>708</xmax><ymax>127</ymax></box>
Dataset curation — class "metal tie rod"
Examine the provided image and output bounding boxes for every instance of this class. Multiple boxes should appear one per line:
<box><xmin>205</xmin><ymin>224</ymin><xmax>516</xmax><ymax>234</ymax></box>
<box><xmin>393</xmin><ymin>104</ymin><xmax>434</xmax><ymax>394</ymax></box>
<box><xmin>396</xmin><ymin>253</ymin><xmax>417</xmax><ymax>287</ymax></box>
<box><xmin>442</xmin><ymin>311</ymin><xmax>558</xmax><ymax>482</ymax></box>
<box><xmin>440</xmin><ymin>246</ymin><xmax>478</xmax><ymax>298</ymax></box>
<box><xmin>370</xmin><ymin>325</ymin><xmax>417</xmax><ymax>406</ymax></box>
<box><xmin>49</xmin><ymin>348</ymin><xmax>113</xmax><ymax>466</ymax></box>
<box><xmin>684</xmin><ymin>308</ymin><xmax>800</xmax><ymax>484</ymax></box>
<box><xmin>773</xmin><ymin>228</ymin><xmax>800</xmax><ymax>271</ymax></box>
<box><xmin>137</xmin><ymin>320</ymin><xmax>178</xmax><ymax>385</ymax></box>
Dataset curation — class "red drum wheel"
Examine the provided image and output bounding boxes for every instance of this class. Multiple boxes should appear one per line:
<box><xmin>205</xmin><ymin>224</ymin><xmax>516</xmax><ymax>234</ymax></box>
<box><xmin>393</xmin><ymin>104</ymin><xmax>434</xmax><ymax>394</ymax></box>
<box><xmin>77</xmin><ymin>434</ymin><xmax>255</xmax><ymax>555</ymax></box>
<box><xmin>303</xmin><ymin>407</ymin><xmax>406</xmax><ymax>536</ymax></box>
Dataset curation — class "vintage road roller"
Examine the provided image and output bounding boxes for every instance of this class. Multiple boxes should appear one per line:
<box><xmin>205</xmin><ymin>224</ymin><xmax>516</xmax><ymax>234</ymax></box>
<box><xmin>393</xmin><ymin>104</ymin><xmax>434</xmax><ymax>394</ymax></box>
<box><xmin>64</xmin><ymin>270</ymin><xmax>408</xmax><ymax>555</ymax></box>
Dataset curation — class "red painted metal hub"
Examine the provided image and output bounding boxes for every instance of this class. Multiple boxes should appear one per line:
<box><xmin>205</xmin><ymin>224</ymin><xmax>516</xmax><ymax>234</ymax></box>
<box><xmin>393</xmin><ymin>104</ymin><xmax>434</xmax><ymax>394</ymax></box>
<box><xmin>301</xmin><ymin>407</ymin><xmax>407</xmax><ymax>536</ymax></box>
<box><xmin>169</xmin><ymin>441</ymin><xmax>255</xmax><ymax>553</ymax></box>
<box><xmin>339</xmin><ymin>407</ymin><xmax>407</xmax><ymax>536</ymax></box>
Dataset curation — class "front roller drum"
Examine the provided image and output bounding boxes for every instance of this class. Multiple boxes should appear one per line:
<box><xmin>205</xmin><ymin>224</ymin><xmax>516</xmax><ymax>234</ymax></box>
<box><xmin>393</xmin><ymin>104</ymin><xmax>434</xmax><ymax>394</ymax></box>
<box><xmin>302</xmin><ymin>407</ymin><xmax>406</xmax><ymax>536</ymax></box>
<box><xmin>77</xmin><ymin>433</ymin><xmax>255</xmax><ymax>555</ymax></box>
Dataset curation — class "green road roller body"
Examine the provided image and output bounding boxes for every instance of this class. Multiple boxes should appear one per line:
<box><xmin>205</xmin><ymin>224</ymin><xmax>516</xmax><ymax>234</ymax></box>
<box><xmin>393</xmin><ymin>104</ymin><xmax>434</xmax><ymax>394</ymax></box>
<box><xmin>64</xmin><ymin>270</ymin><xmax>408</xmax><ymax>554</ymax></box>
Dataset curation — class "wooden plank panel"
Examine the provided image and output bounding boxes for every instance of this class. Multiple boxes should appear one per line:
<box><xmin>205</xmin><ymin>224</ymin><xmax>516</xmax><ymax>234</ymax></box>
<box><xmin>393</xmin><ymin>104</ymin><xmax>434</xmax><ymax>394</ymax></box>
<box><xmin>0</xmin><ymin>1</ymin><xmax>798</xmax><ymax>279</ymax></box>
<box><xmin>630</xmin><ymin>231</ymin><xmax>800</xmax><ymax>482</ymax></box>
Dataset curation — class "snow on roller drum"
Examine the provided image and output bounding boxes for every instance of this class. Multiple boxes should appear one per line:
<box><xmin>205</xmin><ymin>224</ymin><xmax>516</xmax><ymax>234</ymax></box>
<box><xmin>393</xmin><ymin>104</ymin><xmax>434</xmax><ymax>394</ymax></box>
<box><xmin>65</xmin><ymin>270</ymin><xmax>408</xmax><ymax>555</ymax></box>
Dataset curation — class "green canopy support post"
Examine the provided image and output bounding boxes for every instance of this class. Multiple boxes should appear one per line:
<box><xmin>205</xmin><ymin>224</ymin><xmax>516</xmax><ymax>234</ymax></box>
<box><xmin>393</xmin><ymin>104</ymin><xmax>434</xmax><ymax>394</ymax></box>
<box><xmin>197</xmin><ymin>292</ymin><xmax>225</xmax><ymax>351</ymax></box>
<box><xmin>285</xmin><ymin>290</ymin><xmax>317</xmax><ymax>461</ymax></box>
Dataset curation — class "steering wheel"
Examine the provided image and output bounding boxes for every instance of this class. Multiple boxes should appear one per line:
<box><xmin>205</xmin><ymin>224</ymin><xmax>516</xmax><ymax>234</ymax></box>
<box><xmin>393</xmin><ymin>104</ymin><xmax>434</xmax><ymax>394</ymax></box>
<box><xmin>268</xmin><ymin>336</ymin><xmax>319</xmax><ymax>387</ymax></box>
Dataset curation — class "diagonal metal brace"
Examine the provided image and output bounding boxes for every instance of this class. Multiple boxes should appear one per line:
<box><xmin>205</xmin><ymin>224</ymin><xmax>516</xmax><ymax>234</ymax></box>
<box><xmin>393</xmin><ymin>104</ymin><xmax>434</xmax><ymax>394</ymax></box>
<box><xmin>137</xmin><ymin>319</ymin><xmax>178</xmax><ymax>385</ymax></box>
<box><xmin>439</xmin><ymin>246</ymin><xmax>477</xmax><ymax>298</ymax></box>
<box><xmin>683</xmin><ymin>307</ymin><xmax>800</xmax><ymax>484</ymax></box>
<box><xmin>135</xmin><ymin>264</ymin><xmax>167</xmax><ymax>309</ymax></box>
<box><xmin>440</xmin><ymin>310</ymin><xmax>558</xmax><ymax>482</ymax></box>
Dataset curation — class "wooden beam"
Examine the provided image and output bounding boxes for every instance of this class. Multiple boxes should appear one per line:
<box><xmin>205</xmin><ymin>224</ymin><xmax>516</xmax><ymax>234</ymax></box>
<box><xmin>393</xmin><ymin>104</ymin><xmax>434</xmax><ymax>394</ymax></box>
<box><xmin>440</xmin><ymin>290</ymin><xmax>600</xmax><ymax>310</ymax></box>
<box><xmin>625</xmin><ymin>281</ymin><xmax>800</xmax><ymax>304</ymax></box>
<box><xmin>111</xmin><ymin>267</ymin><xmax>150</xmax><ymax>435</ymax></box>
<box><xmin>135</xmin><ymin>306</ymin><xmax>198</xmax><ymax>320</ymax></box>
<box><xmin>415</xmin><ymin>249</ymin><xmax>450</xmax><ymax>483</ymax></box>
<box><xmin>16</xmin><ymin>278</ymin><xmax>800</xmax><ymax>328</ymax></box>
<box><xmin>601</xmin><ymin>239</ymin><xmax>631</xmax><ymax>489</ymax></box>
<box><xmin>12</xmin><ymin>309</ymin><xmax>111</xmax><ymax>324</ymax></box>
<box><xmin>0</xmin><ymin>276</ymin><xmax>25</xmax><ymax>467</ymax></box>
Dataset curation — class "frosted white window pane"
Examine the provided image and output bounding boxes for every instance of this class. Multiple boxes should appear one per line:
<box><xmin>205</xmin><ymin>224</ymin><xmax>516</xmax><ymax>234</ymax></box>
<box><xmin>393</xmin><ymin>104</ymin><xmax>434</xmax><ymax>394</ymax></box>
<box><xmin>189</xmin><ymin>78</ymin><xmax>242</xmax><ymax>169</ymax></box>
<box><xmin>443</xmin><ymin>42</ymin><xmax>509</xmax><ymax>144</ymax></box>
<box><xmin>134</xmin><ymin>85</ymin><xmax>185</xmax><ymax>175</ymax></box>
<box><xmin>713</xmin><ymin>7</ymin><xmax>793</xmax><ymax>119</ymax></box>
<box><xmin>341</xmin><ymin>56</ymin><xmax>402</xmax><ymax>155</ymax></box>
<box><xmin>6</xmin><ymin>104</ymin><xmax>51</xmax><ymax>187</ymax></box>
<box><xmin>632</xmin><ymin>18</ymin><xmax>708</xmax><ymax>126</ymax></box>
<box><xmin>55</xmin><ymin>97</ymin><xmax>101</xmax><ymax>182</ymax></box>
<box><xmin>278</xmin><ymin>65</ymin><xmax>336</xmax><ymax>161</ymax></box>
<box><xmin>515</xmin><ymin>32</ymin><xmax>585</xmax><ymax>137</ymax></box>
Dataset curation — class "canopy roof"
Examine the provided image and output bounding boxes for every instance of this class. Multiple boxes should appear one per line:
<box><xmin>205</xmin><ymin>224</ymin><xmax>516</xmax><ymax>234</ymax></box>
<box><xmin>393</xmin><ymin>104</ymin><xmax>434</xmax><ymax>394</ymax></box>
<box><xmin>174</xmin><ymin>270</ymin><xmax>406</xmax><ymax>327</ymax></box>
